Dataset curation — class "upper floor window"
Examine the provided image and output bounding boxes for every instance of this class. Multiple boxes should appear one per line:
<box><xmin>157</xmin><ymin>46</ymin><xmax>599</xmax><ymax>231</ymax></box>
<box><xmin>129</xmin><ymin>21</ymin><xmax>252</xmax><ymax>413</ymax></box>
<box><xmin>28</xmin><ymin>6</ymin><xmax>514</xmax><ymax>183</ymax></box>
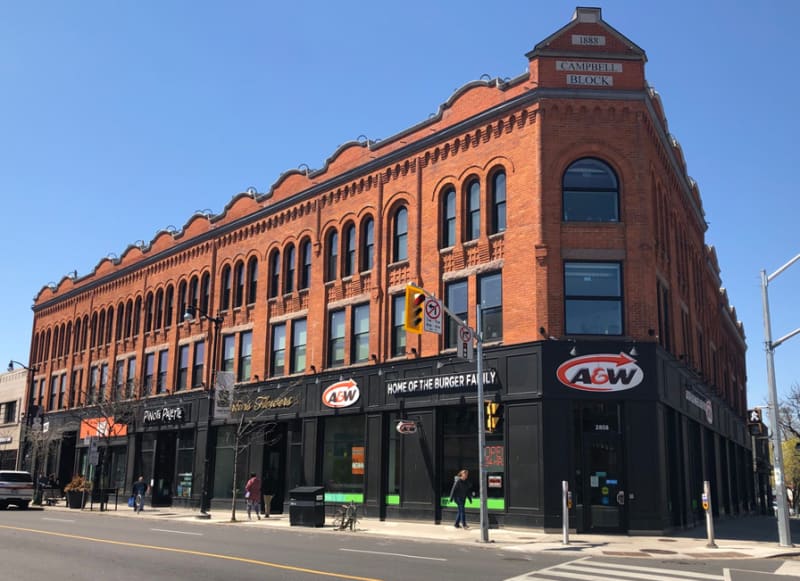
<box><xmin>343</xmin><ymin>224</ymin><xmax>356</xmax><ymax>277</ymax></box>
<box><xmin>126</xmin><ymin>357</ymin><xmax>136</xmax><ymax>398</ymax></box>
<box><xmin>392</xmin><ymin>295</ymin><xmax>406</xmax><ymax>358</ymax></box>
<box><xmin>562</xmin><ymin>158</ymin><xmax>619</xmax><ymax>222</ymax></box>
<box><xmin>564</xmin><ymin>262</ymin><xmax>623</xmax><ymax>335</ymax></box>
<box><xmin>238</xmin><ymin>331</ymin><xmax>252</xmax><ymax>382</ymax></box>
<box><xmin>352</xmin><ymin>304</ymin><xmax>370</xmax><ymax>363</ymax></box>
<box><xmin>360</xmin><ymin>217</ymin><xmax>374</xmax><ymax>271</ymax></box>
<box><xmin>445</xmin><ymin>280</ymin><xmax>468</xmax><ymax>349</ymax></box>
<box><xmin>177</xmin><ymin>345</ymin><xmax>190</xmax><ymax>391</ymax></box>
<box><xmin>247</xmin><ymin>257</ymin><xmax>258</xmax><ymax>305</ymax></box>
<box><xmin>300</xmin><ymin>238</ymin><xmax>312</xmax><ymax>290</ymax></box>
<box><xmin>271</xmin><ymin>324</ymin><xmax>286</xmax><ymax>378</ymax></box>
<box><xmin>144</xmin><ymin>353</ymin><xmax>154</xmax><ymax>396</ymax></box>
<box><xmin>284</xmin><ymin>245</ymin><xmax>296</xmax><ymax>294</ymax></box>
<box><xmin>328</xmin><ymin>310</ymin><xmax>345</xmax><ymax>368</ymax></box>
<box><xmin>392</xmin><ymin>206</ymin><xmax>408</xmax><ymax>262</ymax></box>
<box><xmin>466</xmin><ymin>179</ymin><xmax>481</xmax><ymax>241</ymax></box>
<box><xmin>326</xmin><ymin>230</ymin><xmax>339</xmax><ymax>282</ymax></box>
<box><xmin>490</xmin><ymin>170</ymin><xmax>507</xmax><ymax>234</ymax></box>
<box><xmin>291</xmin><ymin>318</ymin><xmax>307</xmax><ymax>374</ymax></box>
<box><xmin>269</xmin><ymin>250</ymin><xmax>281</xmax><ymax>298</ymax></box>
<box><xmin>441</xmin><ymin>186</ymin><xmax>456</xmax><ymax>248</ymax></box>
<box><xmin>154</xmin><ymin>289</ymin><xmax>164</xmax><ymax>330</ymax></box>
<box><xmin>179</xmin><ymin>280</ymin><xmax>188</xmax><ymax>320</ymax></box>
<box><xmin>479</xmin><ymin>272</ymin><xmax>503</xmax><ymax>341</ymax></box>
<box><xmin>3</xmin><ymin>400</ymin><xmax>16</xmax><ymax>424</ymax></box>
<box><xmin>164</xmin><ymin>286</ymin><xmax>174</xmax><ymax>328</ymax></box>
<box><xmin>157</xmin><ymin>351</ymin><xmax>168</xmax><ymax>394</ymax></box>
<box><xmin>200</xmin><ymin>273</ymin><xmax>211</xmax><ymax>313</ymax></box>
<box><xmin>221</xmin><ymin>335</ymin><xmax>235</xmax><ymax>373</ymax></box>
<box><xmin>114</xmin><ymin>360</ymin><xmax>125</xmax><ymax>400</ymax></box>
<box><xmin>144</xmin><ymin>294</ymin><xmax>153</xmax><ymax>333</ymax></box>
<box><xmin>192</xmin><ymin>341</ymin><xmax>205</xmax><ymax>388</ymax></box>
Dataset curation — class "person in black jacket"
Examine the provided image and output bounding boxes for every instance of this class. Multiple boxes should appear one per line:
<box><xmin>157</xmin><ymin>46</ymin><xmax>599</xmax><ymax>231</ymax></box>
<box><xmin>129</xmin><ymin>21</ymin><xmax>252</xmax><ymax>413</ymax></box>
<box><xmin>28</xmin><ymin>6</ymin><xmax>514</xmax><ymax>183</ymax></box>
<box><xmin>449</xmin><ymin>469</ymin><xmax>473</xmax><ymax>529</ymax></box>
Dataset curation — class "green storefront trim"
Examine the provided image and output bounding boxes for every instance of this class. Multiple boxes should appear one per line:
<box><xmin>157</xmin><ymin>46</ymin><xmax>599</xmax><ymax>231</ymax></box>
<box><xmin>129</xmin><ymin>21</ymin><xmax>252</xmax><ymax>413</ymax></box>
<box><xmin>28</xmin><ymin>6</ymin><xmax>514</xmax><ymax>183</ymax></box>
<box><xmin>324</xmin><ymin>492</ymin><xmax>364</xmax><ymax>504</ymax></box>
<box><xmin>440</xmin><ymin>497</ymin><xmax>505</xmax><ymax>510</ymax></box>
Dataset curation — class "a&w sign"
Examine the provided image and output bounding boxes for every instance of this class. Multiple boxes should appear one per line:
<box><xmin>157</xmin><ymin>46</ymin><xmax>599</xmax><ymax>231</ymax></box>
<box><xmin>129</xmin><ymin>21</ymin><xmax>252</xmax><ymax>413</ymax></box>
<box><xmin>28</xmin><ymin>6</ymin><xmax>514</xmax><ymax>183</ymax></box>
<box><xmin>556</xmin><ymin>353</ymin><xmax>643</xmax><ymax>392</ymax></box>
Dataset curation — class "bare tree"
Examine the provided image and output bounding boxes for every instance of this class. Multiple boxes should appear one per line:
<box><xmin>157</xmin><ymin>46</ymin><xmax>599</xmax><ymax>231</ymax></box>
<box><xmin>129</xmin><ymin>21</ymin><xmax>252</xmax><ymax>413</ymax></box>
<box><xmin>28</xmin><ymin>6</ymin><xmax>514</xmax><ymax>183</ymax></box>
<box><xmin>26</xmin><ymin>420</ymin><xmax>62</xmax><ymax>501</ymax></box>
<box><xmin>221</xmin><ymin>382</ymin><xmax>298</xmax><ymax>522</ymax></box>
<box><xmin>778</xmin><ymin>382</ymin><xmax>800</xmax><ymax>440</ymax></box>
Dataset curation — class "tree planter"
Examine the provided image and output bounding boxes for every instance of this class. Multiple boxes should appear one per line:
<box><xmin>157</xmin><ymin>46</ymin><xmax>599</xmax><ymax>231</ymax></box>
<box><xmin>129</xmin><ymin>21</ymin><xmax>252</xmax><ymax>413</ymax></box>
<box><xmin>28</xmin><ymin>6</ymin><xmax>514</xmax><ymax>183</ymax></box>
<box><xmin>66</xmin><ymin>491</ymin><xmax>88</xmax><ymax>509</ymax></box>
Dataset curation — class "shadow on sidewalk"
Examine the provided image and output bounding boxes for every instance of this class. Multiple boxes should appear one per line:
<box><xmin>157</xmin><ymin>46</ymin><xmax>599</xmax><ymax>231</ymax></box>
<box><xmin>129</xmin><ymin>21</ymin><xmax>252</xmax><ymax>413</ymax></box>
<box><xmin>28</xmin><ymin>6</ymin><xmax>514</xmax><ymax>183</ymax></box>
<box><xmin>672</xmin><ymin>515</ymin><xmax>800</xmax><ymax>543</ymax></box>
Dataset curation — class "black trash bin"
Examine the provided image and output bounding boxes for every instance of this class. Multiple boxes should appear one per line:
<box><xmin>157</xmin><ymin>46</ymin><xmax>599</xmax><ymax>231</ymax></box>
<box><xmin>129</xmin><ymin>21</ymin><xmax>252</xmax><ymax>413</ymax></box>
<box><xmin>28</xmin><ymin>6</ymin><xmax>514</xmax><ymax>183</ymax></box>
<box><xmin>289</xmin><ymin>486</ymin><xmax>325</xmax><ymax>527</ymax></box>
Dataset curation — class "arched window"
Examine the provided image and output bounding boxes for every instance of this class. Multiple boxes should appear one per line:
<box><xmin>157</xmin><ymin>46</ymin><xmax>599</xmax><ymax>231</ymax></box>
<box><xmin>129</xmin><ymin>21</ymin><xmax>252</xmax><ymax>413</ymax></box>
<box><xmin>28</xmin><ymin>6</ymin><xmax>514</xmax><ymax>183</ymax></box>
<box><xmin>154</xmin><ymin>290</ymin><xmax>163</xmax><ymax>330</ymax></box>
<box><xmin>90</xmin><ymin>314</ymin><xmax>98</xmax><ymax>348</ymax></box>
<box><xmin>189</xmin><ymin>276</ymin><xmax>199</xmax><ymax>309</ymax></box>
<box><xmin>325</xmin><ymin>229</ymin><xmax>339</xmax><ymax>282</ymax></box>
<box><xmin>82</xmin><ymin>314</ymin><xmax>90</xmax><ymax>348</ymax></box>
<box><xmin>441</xmin><ymin>186</ymin><xmax>456</xmax><ymax>248</ymax></box>
<box><xmin>125</xmin><ymin>300</ymin><xmax>133</xmax><ymax>338</ymax></box>
<box><xmin>360</xmin><ymin>217</ymin><xmax>374</xmax><ymax>271</ymax></box>
<box><xmin>234</xmin><ymin>261</ymin><xmax>245</xmax><ymax>308</ymax></box>
<box><xmin>116</xmin><ymin>304</ymin><xmax>124</xmax><ymax>341</ymax></box>
<box><xmin>66</xmin><ymin>322</ymin><xmax>72</xmax><ymax>354</ymax></box>
<box><xmin>164</xmin><ymin>285</ymin><xmax>174</xmax><ymax>328</ymax></box>
<box><xmin>44</xmin><ymin>329</ymin><xmax>51</xmax><ymax>359</ymax></box>
<box><xmin>392</xmin><ymin>206</ymin><xmax>408</xmax><ymax>262</ymax></box>
<box><xmin>220</xmin><ymin>266</ymin><xmax>231</xmax><ymax>310</ymax></box>
<box><xmin>343</xmin><ymin>224</ymin><xmax>356</xmax><ymax>277</ymax></box>
<box><xmin>144</xmin><ymin>293</ymin><xmax>153</xmax><ymax>333</ymax></box>
<box><xmin>284</xmin><ymin>245</ymin><xmax>295</xmax><ymax>294</ymax></box>
<box><xmin>52</xmin><ymin>327</ymin><xmax>60</xmax><ymax>359</ymax></box>
<box><xmin>98</xmin><ymin>311</ymin><xmax>106</xmax><ymax>345</ymax></box>
<box><xmin>562</xmin><ymin>158</ymin><xmax>619</xmax><ymax>222</ymax></box>
<box><xmin>200</xmin><ymin>273</ymin><xmax>210</xmax><ymax>313</ymax></box>
<box><xmin>106</xmin><ymin>307</ymin><xmax>114</xmax><ymax>345</ymax></box>
<box><xmin>465</xmin><ymin>179</ymin><xmax>480</xmax><ymax>241</ymax></box>
<box><xmin>490</xmin><ymin>169</ymin><xmax>507</xmax><ymax>234</ymax></box>
<box><xmin>247</xmin><ymin>256</ymin><xmax>258</xmax><ymax>304</ymax></box>
<box><xmin>269</xmin><ymin>250</ymin><xmax>281</xmax><ymax>298</ymax></box>
<box><xmin>178</xmin><ymin>280</ymin><xmax>188</xmax><ymax>320</ymax></box>
<box><xmin>74</xmin><ymin>319</ymin><xmax>82</xmax><ymax>353</ymax></box>
<box><xmin>299</xmin><ymin>238</ymin><xmax>312</xmax><ymax>290</ymax></box>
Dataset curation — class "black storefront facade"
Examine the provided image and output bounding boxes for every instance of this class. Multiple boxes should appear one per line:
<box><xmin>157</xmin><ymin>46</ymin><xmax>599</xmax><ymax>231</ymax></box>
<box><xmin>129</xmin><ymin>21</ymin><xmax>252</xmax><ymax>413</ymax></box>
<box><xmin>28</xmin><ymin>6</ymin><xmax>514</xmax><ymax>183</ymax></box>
<box><xmin>40</xmin><ymin>338</ymin><xmax>753</xmax><ymax>533</ymax></box>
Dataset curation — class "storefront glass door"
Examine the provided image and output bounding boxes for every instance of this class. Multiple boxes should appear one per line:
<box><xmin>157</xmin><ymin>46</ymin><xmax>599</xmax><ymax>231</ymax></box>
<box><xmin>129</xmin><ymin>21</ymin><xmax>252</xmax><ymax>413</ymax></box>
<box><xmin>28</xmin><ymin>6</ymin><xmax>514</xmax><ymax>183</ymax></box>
<box><xmin>582</xmin><ymin>433</ymin><xmax>625</xmax><ymax>532</ymax></box>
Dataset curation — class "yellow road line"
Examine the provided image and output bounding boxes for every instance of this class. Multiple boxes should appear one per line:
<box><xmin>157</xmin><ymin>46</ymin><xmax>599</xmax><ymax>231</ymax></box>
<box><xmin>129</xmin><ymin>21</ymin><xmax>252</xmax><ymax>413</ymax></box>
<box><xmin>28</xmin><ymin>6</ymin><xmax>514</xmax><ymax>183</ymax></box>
<box><xmin>0</xmin><ymin>525</ymin><xmax>382</xmax><ymax>581</ymax></box>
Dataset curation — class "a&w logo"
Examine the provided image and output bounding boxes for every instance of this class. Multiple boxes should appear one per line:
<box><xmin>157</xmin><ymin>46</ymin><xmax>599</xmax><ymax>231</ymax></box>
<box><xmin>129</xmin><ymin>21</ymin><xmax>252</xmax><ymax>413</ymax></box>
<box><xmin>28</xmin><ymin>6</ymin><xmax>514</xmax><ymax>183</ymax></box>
<box><xmin>322</xmin><ymin>379</ymin><xmax>360</xmax><ymax>408</ymax></box>
<box><xmin>556</xmin><ymin>353</ymin><xmax>643</xmax><ymax>392</ymax></box>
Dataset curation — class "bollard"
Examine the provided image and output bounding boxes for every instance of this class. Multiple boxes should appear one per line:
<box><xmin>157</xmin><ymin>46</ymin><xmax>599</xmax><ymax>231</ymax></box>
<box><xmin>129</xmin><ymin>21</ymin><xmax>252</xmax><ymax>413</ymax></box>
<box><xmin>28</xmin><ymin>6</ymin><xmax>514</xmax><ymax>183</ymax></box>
<box><xmin>703</xmin><ymin>481</ymin><xmax>717</xmax><ymax>549</ymax></box>
<box><xmin>562</xmin><ymin>480</ymin><xmax>569</xmax><ymax>545</ymax></box>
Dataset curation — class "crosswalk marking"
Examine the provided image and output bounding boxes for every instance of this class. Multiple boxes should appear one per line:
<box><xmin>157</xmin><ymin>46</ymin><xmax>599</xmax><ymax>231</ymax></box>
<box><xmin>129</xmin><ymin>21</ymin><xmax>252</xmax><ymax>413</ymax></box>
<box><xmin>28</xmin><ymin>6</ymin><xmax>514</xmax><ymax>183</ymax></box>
<box><xmin>505</xmin><ymin>557</ymin><xmax>725</xmax><ymax>581</ymax></box>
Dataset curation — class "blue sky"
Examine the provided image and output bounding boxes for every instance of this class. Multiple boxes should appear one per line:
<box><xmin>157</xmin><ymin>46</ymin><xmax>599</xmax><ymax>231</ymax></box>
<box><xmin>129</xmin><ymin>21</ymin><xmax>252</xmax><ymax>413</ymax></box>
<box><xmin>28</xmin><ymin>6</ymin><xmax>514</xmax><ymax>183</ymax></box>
<box><xmin>1</xmin><ymin>1</ymin><xmax>798</xmax><ymax>416</ymax></box>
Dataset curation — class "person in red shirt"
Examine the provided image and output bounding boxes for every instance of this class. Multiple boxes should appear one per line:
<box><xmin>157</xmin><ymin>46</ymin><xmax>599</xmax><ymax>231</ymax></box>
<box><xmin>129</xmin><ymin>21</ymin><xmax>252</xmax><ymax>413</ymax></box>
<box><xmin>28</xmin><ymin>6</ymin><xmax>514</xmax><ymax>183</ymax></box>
<box><xmin>245</xmin><ymin>473</ymin><xmax>262</xmax><ymax>520</ymax></box>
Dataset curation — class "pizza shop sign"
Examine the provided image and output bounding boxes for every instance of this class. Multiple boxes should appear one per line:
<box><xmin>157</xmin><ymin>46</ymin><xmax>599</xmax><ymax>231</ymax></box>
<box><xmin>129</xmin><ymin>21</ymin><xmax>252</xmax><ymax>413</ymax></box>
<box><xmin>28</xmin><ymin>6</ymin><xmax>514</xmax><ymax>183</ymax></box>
<box><xmin>557</xmin><ymin>353</ymin><xmax>643</xmax><ymax>392</ymax></box>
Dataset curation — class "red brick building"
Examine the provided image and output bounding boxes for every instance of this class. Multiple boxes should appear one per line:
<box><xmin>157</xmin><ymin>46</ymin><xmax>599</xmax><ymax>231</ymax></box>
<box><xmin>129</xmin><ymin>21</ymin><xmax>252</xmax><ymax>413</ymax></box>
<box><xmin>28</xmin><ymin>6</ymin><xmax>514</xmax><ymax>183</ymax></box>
<box><xmin>27</xmin><ymin>7</ymin><xmax>757</xmax><ymax>532</ymax></box>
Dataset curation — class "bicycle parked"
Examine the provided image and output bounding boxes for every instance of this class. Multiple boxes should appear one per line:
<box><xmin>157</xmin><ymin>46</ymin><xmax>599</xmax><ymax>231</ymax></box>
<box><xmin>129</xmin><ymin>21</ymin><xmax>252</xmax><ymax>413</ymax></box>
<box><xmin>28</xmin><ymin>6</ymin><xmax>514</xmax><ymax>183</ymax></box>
<box><xmin>332</xmin><ymin>501</ymin><xmax>358</xmax><ymax>531</ymax></box>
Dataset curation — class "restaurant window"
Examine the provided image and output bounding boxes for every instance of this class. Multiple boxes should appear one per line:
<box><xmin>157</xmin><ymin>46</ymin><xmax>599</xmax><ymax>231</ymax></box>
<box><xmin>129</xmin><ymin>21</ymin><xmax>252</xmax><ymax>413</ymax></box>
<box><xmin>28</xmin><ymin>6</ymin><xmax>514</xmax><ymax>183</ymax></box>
<box><xmin>322</xmin><ymin>416</ymin><xmax>365</xmax><ymax>501</ymax></box>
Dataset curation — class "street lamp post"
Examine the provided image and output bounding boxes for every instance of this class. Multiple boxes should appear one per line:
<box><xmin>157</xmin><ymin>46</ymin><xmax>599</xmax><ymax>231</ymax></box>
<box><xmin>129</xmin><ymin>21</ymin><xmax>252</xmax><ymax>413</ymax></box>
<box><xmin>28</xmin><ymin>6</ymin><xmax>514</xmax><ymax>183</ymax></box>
<box><xmin>183</xmin><ymin>304</ymin><xmax>223</xmax><ymax>519</ymax></box>
<box><xmin>760</xmin><ymin>253</ymin><xmax>800</xmax><ymax>548</ymax></box>
<box><xmin>8</xmin><ymin>360</ymin><xmax>38</xmax><ymax>472</ymax></box>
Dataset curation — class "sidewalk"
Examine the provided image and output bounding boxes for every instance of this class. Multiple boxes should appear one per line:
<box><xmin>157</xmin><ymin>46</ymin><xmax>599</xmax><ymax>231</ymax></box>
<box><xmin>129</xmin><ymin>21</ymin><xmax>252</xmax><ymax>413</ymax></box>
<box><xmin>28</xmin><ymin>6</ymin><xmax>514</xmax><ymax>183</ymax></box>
<box><xmin>41</xmin><ymin>502</ymin><xmax>800</xmax><ymax>562</ymax></box>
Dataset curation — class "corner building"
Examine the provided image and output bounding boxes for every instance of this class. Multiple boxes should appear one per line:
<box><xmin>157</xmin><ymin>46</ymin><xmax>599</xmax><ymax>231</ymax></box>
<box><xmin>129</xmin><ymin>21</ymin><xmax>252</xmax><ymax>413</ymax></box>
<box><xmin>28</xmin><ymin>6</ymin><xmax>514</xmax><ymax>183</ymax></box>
<box><xmin>28</xmin><ymin>8</ymin><xmax>756</xmax><ymax>533</ymax></box>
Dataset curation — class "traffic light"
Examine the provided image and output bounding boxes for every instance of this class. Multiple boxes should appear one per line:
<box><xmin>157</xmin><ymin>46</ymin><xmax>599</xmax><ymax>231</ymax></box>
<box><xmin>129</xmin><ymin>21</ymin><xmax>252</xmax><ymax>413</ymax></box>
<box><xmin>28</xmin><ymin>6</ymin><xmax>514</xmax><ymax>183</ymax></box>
<box><xmin>485</xmin><ymin>400</ymin><xmax>502</xmax><ymax>433</ymax></box>
<box><xmin>404</xmin><ymin>284</ymin><xmax>426</xmax><ymax>334</ymax></box>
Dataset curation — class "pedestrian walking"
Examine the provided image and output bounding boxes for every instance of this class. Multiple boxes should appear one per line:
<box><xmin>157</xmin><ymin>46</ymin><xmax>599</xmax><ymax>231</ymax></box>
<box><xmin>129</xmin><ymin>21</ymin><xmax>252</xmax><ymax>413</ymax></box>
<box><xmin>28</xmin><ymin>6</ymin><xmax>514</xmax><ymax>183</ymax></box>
<box><xmin>245</xmin><ymin>473</ymin><xmax>262</xmax><ymax>520</ymax></box>
<box><xmin>449</xmin><ymin>469</ymin><xmax>473</xmax><ymax>529</ymax></box>
<box><xmin>131</xmin><ymin>476</ymin><xmax>148</xmax><ymax>513</ymax></box>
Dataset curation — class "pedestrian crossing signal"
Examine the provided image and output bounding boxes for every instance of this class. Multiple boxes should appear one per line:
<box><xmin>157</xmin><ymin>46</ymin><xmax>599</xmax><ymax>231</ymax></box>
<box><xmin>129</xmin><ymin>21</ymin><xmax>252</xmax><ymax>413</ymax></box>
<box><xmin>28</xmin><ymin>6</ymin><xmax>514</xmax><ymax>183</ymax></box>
<box><xmin>485</xmin><ymin>401</ymin><xmax>502</xmax><ymax>433</ymax></box>
<box><xmin>404</xmin><ymin>285</ymin><xmax>425</xmax><ymax>334</ymax></box>
<box><xmin>747</xmin><ymin>408</ymin><xmax>762</xmax><ymax>425</ymax></box>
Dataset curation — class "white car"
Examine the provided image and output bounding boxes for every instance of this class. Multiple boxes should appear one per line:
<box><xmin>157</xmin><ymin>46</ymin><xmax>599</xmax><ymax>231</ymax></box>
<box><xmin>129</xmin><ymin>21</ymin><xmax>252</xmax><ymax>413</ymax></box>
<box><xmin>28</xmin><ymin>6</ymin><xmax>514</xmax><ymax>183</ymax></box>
<box><xmin>0</xmin><ymin>470</ymin><xmax>34</xmax><ymax>509</ymax></box>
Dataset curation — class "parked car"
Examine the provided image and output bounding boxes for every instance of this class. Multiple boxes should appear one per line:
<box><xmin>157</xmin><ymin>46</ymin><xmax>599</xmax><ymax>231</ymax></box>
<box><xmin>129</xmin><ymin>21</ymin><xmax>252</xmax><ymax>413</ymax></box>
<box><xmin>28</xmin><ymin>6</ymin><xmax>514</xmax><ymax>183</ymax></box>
<box><xmin>0</xmin><ymin>470</ymin><xmax>34</xmax><ymax>509</ymax></box>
